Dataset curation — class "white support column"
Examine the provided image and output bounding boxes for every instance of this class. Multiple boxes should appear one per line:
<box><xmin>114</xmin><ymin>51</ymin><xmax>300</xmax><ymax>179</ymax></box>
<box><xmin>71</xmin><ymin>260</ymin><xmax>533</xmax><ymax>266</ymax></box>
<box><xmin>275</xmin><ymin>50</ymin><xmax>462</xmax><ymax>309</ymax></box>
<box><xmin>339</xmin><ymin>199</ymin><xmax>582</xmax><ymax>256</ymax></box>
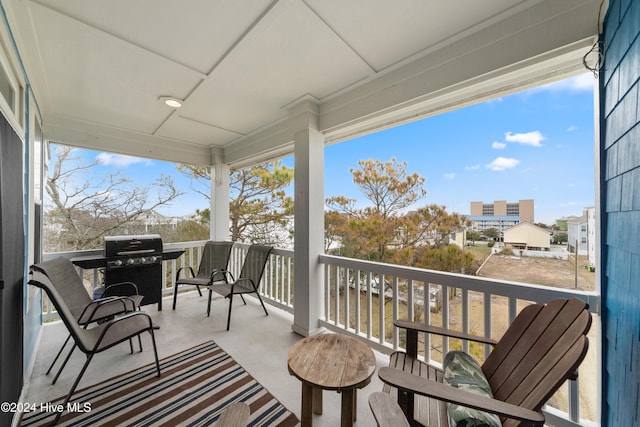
<box><xmin>290</xmin><ymin>98</ymin><xmax>325</xmax><ymax>337</ymax></box>
<box><xmin>210</xmin><ymin>147</ymin><xmax>231</xmax><ymax>241</ymax></box>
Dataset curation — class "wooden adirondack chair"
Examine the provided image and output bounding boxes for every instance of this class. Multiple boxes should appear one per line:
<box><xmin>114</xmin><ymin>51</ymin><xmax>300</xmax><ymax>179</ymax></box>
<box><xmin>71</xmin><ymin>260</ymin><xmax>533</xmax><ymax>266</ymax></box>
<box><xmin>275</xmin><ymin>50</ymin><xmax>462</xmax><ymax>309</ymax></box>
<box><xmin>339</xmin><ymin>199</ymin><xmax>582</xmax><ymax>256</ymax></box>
<box><xmin>371</xmin><ymin>298</ymin><xmax>592</xmax><ymax>427</ymax></box>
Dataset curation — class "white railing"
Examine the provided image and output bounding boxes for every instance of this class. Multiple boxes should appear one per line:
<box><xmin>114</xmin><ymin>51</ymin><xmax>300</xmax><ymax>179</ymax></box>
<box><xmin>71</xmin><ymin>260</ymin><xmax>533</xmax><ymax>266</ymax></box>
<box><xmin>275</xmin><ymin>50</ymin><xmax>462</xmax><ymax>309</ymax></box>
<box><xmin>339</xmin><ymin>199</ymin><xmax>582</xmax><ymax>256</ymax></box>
<box><xmin>228</xmin><ymin>242</ymin><xmax>295</xmax><ymax>313</ymax></box>
<box><xmin>319</xmin><ymin>253</ymin><xmax>600</xmax><ymax>427</ymax></box>
<box><xmin>40</xmin><ymin>241</ymin><xmax>295</xmax><ymax>321</ymax></box>
<box><xmin>40</xmin><ymin>245</ymin><xmax>600</xmax><ymax>426</ymax></box>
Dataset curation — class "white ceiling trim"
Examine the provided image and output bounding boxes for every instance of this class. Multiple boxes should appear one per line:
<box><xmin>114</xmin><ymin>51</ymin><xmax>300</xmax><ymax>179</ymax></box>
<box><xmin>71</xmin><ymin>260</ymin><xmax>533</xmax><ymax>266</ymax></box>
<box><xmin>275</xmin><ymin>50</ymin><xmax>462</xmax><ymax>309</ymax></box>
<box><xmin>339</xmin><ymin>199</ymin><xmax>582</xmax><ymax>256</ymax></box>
<box><xmin>45</xmin><ymin>113</ymin><xmax>212</xmax><ymax>165</ymax></box>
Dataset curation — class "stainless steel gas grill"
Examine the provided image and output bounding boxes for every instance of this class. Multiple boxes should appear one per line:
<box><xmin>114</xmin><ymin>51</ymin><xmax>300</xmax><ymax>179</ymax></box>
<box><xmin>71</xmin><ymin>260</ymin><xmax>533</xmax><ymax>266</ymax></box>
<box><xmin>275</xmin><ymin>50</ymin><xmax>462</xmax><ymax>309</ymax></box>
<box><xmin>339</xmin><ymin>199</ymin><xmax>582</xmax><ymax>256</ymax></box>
<box><xmin>104</xmin><ymin>234</ymin><xmax>164</xmax><ymax>310</ymax></box>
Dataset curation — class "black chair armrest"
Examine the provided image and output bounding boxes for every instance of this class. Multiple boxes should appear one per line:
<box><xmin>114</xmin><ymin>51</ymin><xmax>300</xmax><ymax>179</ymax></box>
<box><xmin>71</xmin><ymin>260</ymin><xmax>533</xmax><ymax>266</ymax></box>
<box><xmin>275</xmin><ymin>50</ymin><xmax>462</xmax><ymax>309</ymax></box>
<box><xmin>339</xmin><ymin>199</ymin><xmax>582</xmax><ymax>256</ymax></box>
<box><xmin>175</xmin><ymin>266</ymin><xmax>195</xmax><ymax>281</ymax></box>
<box><xmin>92</xmin><ymin>312</ymin><xmax>155</xmax><ymax>352</ymax></box>
<box><xmin>104</xmin><ymin>281</ymin><xmax>140</xmax><ymax>297</ymax></box>
<box><xmin>228</xmin><ymin>277</ymin><xmax>254</xmax><ymax>292</ymax></box>
<box><xmin>378</xmin><ymin>367</ymin><xmax>545</xmax><ymax>425</ymax></box>
<box><xmin>78</xmin><ymin>296</ymin><xmax>138</xmax><ymax>324</ymax></box>
<box><xmin>210</xmin><ymin>268</ymin><xmax>233</xmax><ymax>283</ymax></box>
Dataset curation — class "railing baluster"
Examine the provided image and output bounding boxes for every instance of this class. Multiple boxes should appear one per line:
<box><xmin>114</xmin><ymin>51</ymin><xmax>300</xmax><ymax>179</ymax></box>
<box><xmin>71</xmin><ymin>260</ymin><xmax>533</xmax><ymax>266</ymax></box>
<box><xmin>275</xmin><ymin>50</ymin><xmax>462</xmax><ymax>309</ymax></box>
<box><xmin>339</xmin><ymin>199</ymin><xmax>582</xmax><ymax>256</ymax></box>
<box><xmin>569</xmin><ymin>377</ymin><xmax>580</xmax><ymax>422</ymax></box>
<box><xmin>462</xmin><ymin>289</ymin><xmax>469</xmax><ymax>354</ymax></box>
<box><xmin>378</xmin><ymin>274</ymin><xmax>386</xmax><ymax>345</ymax></box>
<box><xmin>423</xmin><ymin>281</ymin><xmax>429</xmax><ymax>360</ymax></box>
<box><xmin>442</xmin><ymin>284</ymin><xmax>449</xmax><ymax>357</ymax></box>
<box><xmin>508</xmin><ymin>296</ymin><xmax>517</xmax><ymax>323</ymax></box>
<box><xmin>392</xmin><ymin>275</ymin><xmax>399</xmax><ymax>349</ymax></box>
<box><xmin>484</xmin><ymin>292</ymin><xmax>492</xmax><ymax>358</ymax></box>
<box><xmin>355</xmin><ymin>269</ymin><xmax>361</xmax><ymax>335</ymax></box>
<box><xmin>334</xmin><ymin>265</ymin><xmax>340</xmax><ymax>326</ymax></box>
<box><xmin>324</xmin><ymin>263</ymin><xmax>330</xmax><ymax>320</ymax></box>
<box><xmin>407</xmin><ymin>278</ymin><xmax>414</xmax><ymax>321</ymax></box>
<box><xmin>366</xmin><ymin>271</ymin><xmax>373</xmax><ymax>339</ymax></box>
<box><xmin>344</xmin><ymin>267</ymin><xmax>350</xmax><ymax>331</ymax></box>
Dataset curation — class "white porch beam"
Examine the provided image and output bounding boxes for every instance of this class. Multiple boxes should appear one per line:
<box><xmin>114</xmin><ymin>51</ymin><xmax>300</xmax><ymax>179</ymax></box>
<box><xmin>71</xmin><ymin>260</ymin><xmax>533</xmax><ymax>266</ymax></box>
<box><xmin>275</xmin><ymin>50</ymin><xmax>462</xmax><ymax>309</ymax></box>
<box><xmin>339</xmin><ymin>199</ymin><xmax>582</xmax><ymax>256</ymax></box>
<box><xmin>290</xmin><ymin>98</ymin><xmax>325</xmax><ymax>337</ymax></box>
<box><xmin>210</xmin><ymin>147</ymin><xmax>230</xmax><ymax>241</ymax></box>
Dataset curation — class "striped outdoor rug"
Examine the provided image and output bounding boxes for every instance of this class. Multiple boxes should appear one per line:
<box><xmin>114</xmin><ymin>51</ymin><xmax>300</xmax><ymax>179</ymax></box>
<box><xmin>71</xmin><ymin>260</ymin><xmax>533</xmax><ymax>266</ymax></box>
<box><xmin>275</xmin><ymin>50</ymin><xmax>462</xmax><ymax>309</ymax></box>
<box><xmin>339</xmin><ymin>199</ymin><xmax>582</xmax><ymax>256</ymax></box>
<box><xmin>21</xmin><ymin>341</ymin><xmax>299</xmax><ymax>427</ymax></box>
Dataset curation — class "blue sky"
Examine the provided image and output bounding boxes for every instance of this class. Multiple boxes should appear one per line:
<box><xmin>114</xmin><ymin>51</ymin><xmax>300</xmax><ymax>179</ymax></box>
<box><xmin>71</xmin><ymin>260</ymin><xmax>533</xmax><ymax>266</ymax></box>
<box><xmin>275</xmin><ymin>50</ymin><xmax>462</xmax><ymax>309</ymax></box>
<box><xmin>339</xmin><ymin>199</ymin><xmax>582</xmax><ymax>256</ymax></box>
<box><xmin>321</xmin><ymin>72</ymin><xmax>596</xmax><ymax>224</ymax></box>
<box><xmin>51</xmin><ymin>73</ymin><xmax>595</xmax><ymax>225</ymax></box>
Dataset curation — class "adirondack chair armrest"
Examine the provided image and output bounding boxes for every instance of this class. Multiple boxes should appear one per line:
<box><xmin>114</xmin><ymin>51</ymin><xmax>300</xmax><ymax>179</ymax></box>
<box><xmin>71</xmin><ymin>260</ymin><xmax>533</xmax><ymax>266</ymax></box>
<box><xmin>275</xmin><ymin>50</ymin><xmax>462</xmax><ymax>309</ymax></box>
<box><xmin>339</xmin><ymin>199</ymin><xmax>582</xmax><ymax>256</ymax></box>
<box><xmin>378</xmin><ymin>367</ymin><xmax>546</xmax><ymax>425</ymax></box>
<box><xmin>175</xmin><ymin>266</ymin><xmax>196</xmax><ymax>280</ymax></box>
<box><xmin>369</xmin><ymin>391</ymin><xmax>410</xmax><ymax>427</ymax></box>
<box><xmin>394</xmin><ymin>319</ymin><xmax>497</xmax><ymax>357</ymax></box>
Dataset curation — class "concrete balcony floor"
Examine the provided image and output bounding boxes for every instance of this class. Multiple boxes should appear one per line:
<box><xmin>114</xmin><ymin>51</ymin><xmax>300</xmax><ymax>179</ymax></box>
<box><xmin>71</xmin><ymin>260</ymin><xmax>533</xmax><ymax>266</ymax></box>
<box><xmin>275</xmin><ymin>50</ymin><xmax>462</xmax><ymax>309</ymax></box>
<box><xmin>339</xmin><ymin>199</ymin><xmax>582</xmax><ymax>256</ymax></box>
<box><xmin>23</xmin><ymin>291</ymin><xmax>389</xmax><ymax>426</ymax></box>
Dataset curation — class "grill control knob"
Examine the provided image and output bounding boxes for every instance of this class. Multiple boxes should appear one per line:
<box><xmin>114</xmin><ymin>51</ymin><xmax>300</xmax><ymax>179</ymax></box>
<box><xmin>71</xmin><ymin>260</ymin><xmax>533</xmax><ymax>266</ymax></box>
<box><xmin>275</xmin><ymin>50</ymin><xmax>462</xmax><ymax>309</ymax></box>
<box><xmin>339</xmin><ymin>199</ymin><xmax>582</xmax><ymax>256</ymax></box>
<box><xmin>113</xmin><ymin>259</ymin><xmax>123</xmax><ymax>267</ymax></box>
<box><xmin>126</xmin><ymin>258</ymin><xmax>135</xmax><ymax>265</ymax></box>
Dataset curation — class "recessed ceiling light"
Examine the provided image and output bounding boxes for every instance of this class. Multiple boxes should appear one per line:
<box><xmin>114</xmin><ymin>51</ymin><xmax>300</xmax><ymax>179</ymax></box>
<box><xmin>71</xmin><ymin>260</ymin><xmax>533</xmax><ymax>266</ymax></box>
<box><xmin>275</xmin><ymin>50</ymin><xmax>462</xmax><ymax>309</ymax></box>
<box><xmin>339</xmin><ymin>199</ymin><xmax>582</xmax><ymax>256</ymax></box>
<box><xmin>159</xmin><ymin>96</ymin><xmax>183</xmax><ymax>108</ymax></box>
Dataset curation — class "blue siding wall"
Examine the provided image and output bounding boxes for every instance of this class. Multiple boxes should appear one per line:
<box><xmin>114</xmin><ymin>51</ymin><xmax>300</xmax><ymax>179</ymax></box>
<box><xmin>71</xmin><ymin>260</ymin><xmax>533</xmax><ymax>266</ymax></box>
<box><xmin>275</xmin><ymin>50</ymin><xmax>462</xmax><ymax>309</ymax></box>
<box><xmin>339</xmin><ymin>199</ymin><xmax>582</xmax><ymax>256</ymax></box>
<box><xmin>602</xmin><ymin>0</ymin><xmax>640</xmax><ymax>425</ymax></box>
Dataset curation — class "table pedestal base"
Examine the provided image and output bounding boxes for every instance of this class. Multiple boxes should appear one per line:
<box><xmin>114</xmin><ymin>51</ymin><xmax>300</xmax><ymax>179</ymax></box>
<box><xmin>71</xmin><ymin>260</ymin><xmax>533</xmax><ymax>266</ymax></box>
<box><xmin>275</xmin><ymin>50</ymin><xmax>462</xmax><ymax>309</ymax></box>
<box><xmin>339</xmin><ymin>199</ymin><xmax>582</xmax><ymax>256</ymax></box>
<box><xmin>300</xmin><ymin>384</ymin><xmax>359</xmax><ymax>427</ymax></box>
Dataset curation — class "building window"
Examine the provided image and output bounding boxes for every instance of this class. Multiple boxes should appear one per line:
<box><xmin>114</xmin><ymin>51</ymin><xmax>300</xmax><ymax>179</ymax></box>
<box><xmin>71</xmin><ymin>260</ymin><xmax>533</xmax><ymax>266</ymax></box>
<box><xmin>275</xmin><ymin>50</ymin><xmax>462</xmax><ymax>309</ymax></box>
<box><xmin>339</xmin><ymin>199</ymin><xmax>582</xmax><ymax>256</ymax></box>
<box><xmin>0</xmin><ymin>46</ymin><xmax>23</xmax><ymax>127</ymax></box>
<box><xmin>482</xmin><ymin>204</ymin><xmax>494</xmax><ymax>215</ymax></box>
<box><xmin>506</xmin><ymin>203</ymin><xmax>519</xmax><ymax>215</ymax></box>
<box><xmin>0</xmin><ymin>65</ymin><xmax>15</xmax><ymax>108</ymax></box>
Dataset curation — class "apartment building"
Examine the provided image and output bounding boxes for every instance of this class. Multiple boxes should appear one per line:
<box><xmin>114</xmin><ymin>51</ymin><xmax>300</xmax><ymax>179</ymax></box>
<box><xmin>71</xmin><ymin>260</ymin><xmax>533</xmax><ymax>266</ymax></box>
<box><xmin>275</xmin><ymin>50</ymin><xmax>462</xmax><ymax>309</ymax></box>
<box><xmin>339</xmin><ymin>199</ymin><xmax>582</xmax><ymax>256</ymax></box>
<box><xmin>467</xmin><ymin>199</ymin><xmax>534</xmax><ymax>232</ymax></box>
<box><xmin>567</xmin><ymin>206</ymin><xmax>596</xmax><ymax>266</ymax></box>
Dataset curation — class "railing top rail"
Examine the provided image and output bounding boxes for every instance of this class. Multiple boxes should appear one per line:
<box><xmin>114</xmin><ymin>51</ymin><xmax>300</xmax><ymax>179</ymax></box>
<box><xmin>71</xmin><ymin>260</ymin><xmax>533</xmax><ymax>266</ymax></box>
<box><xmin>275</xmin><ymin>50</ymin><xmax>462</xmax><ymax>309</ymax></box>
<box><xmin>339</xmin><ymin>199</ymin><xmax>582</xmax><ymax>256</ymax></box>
<box><xmin>319</xmin><ymin>253</ymin><xmax>600</xmax><ymax>314</ymax></box>
<box><xmin>42</xmin><ymin>240</ymin><xmax>211</xmax><ymax>262</ymax></box>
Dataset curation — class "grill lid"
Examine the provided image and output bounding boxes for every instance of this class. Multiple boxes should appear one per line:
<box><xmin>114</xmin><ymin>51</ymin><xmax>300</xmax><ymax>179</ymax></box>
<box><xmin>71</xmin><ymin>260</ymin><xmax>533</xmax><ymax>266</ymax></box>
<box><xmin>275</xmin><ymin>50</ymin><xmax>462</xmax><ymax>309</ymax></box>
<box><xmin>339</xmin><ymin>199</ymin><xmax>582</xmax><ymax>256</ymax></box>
<box><xmin>104</xmin><ymin>234</ymin><xmax>163</xmax><ymax>257</ymax></box>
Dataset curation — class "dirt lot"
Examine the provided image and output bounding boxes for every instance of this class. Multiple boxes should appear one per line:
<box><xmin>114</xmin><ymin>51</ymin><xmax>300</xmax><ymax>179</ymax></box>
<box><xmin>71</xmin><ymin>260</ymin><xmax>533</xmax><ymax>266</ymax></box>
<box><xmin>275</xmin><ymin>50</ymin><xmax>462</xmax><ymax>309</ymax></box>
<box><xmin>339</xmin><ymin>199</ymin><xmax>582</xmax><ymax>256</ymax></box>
<box><xmin>476</xmin><ymin>253</ymin><xmax>595</xmax><ymax>291</ymax></box>
<box><xmin>469</xmin><ymin>253</ymin><xmax>597</xmax><ymax>422</ymax></box>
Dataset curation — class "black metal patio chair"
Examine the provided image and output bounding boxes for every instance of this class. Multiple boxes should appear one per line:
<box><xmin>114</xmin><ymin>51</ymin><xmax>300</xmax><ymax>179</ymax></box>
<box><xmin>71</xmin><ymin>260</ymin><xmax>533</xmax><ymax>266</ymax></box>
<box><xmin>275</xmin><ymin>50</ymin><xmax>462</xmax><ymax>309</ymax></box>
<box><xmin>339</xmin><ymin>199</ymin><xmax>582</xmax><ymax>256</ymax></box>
<box><xmin>173</xmin><ymin>241</ymin><xmax>234</xmax><ymax>312</ymax></box>
<box><xmin>29</xmin><ymin>267</ymin><xmax>160</xmax><ymax>425</ymax></box>
<box><xmin>208</xmin><ymin>244</ymin><xmax>273</xmax><ymax>330</ymax></box>
<box><xmin>31</xmin><ymin>257</ymin><xmax>143</xmax><ymax>384</ymax></box>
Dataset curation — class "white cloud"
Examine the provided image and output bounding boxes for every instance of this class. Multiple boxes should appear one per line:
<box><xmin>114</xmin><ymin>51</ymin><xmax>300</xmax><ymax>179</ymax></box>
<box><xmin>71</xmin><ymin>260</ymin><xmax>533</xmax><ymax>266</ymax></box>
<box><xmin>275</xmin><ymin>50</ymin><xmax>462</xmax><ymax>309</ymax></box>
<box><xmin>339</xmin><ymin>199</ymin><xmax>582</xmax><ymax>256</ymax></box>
<box><xmin>465</xmin><ymin>164</ymin><xmax>480</xmax><ymax>171</ymax></box>
<box><xmin>443</xmin><ymin>173</ymin><xmax>456</xmax><ymax>180</ymax></box>
<box><xmin>537</xmin><ymin>73</ymin><xmax>595</xmax><ymax>93</ymax></box>
<box><xmin>486</xmin><ymin>157</ymin><xmax>520</xmax><ymax>171</ymax></box>
<box><xmin>567</xmin><ymin>125</ymin><xmax>578</xmax><ymax>131</ymax></box>
<box><xmin>505</xmin><ymin>131</ymin><xmax>545</xmax><ymax>147</ymax></box>
<box><xmin>96</xmin><ymin>153</ymin><xmax>149</xmax><ymax>167</ymax></box>
<box><xmin>492</xmin><ymin>141</ymin><xmax>506</xmax><ymax>150</ymax></box>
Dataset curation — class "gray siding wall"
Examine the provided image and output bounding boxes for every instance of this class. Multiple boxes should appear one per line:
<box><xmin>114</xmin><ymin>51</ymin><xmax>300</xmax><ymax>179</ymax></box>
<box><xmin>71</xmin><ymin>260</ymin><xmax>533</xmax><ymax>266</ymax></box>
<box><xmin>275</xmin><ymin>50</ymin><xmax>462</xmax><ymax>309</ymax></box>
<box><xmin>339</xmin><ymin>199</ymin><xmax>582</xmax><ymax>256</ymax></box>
<box><xmin>602</xmin><ymin>0</ymin><xmax>640</xmax><ymax>425</ymax></box>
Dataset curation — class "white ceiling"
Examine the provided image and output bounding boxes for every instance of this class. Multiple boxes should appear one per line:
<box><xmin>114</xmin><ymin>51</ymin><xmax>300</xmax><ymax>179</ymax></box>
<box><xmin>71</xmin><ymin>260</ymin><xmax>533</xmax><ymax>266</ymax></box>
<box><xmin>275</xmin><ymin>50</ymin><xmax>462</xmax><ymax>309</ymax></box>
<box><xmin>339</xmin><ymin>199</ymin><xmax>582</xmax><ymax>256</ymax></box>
<box><xmin>4</xmin><ymin>0</ymin><xmax>602</xmax><ymax>168</ymax></box>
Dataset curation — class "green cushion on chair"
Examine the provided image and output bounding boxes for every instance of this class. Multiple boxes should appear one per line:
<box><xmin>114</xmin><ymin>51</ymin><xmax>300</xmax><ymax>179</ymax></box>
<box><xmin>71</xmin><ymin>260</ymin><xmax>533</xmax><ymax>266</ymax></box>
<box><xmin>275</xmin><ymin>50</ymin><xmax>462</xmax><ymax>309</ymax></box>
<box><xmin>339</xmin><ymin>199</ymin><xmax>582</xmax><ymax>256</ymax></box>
<box><xmin>443</xmin><ymin>351</ymin><xmax>502</xmax><ymax>427</ymax></box>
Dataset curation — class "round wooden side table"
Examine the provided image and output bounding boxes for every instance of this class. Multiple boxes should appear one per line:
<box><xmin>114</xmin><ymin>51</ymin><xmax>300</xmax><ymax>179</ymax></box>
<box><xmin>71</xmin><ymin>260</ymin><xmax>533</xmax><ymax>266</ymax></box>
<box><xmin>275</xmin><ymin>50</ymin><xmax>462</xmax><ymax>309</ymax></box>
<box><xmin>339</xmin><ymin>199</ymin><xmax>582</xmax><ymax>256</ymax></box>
<box><xmin>288</xmin><ymin>333</ymin><xmax>376</xmax><ymax>427</ymax></box>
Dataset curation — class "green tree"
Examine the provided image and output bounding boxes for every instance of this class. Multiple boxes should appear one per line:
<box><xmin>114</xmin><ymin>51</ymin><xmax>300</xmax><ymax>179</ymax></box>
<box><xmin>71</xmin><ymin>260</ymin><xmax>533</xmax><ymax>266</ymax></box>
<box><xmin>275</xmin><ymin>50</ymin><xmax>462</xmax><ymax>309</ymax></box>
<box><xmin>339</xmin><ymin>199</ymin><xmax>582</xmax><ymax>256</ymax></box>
<box><xmin>415</xmin><ymin>244</ymin><xmax>474</xmax><ymax>273</ymax></box>
<box><xmin>325</xmin><ymin>158</ymin><xmax>470</xmax><ymax>274</ymax></box>
<box><xmin>326</xmin><ymin>158</ymin><xmax>426</xmax><ymax>262</ymax></box>
<box><xmin>178</xmin><ymin>161</ymin><xmax>294</xmax><ymax>245</ymax></box>
<box><xmin>466</xmin><ymin>230</ymin><xmax>482</xmax><ymax>244</ymax></box>
<box><xmin>482</xmin><ymin>227</ymin><xmax>500</xmax><ymax>240</ymax></box>
<box><xmin>170</xmin><ymin>220</ymin><xmax>210</xmax><ymax>242</ymax></box>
